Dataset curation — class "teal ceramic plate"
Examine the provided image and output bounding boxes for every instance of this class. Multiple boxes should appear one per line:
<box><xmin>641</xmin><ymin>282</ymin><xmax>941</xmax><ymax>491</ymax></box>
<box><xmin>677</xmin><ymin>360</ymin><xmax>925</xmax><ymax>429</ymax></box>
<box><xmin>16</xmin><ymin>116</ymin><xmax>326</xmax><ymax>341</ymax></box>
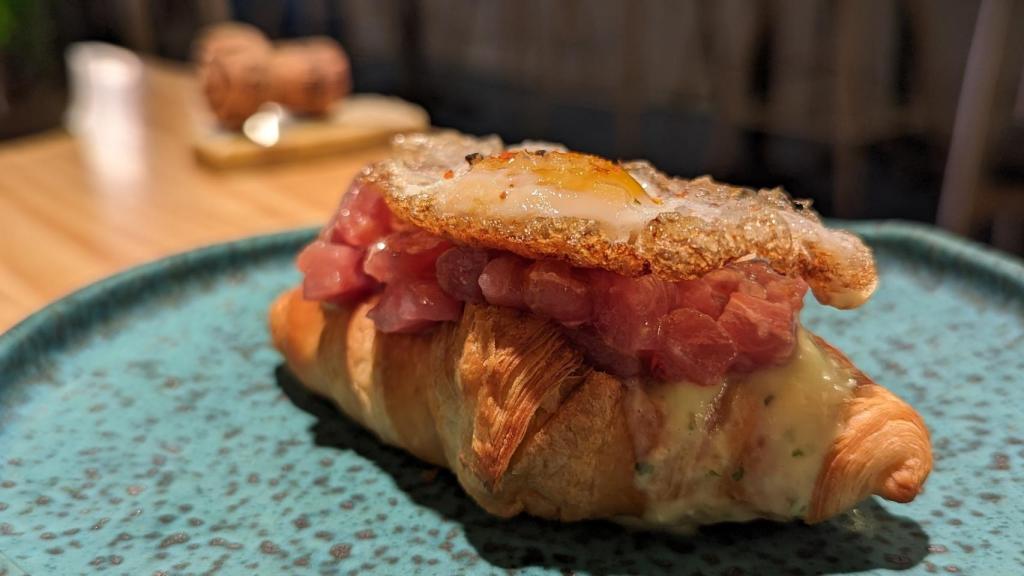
<box><xmin>1</xmin><ymin>222</ymin><xmax>1022</xmax><ymax>575</ymax></box>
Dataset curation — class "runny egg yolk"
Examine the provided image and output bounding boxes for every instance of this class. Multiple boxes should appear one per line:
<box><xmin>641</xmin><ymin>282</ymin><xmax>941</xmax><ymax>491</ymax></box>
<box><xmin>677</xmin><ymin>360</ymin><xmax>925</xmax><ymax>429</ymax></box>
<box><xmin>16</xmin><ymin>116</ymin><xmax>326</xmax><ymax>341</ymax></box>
<box><xmin>472</xmin><ymin>150</ymin><xmax>658</xmax><ymax>206</ymax></box>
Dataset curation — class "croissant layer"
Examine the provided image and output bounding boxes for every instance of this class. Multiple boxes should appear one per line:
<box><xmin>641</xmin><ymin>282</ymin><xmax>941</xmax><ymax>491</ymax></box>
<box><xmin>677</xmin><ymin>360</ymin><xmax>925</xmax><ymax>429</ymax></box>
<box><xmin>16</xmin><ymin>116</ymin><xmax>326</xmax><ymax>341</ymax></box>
<box><xmin>269</xmin><ymin>288</ymin><xmax>931</xmax><ymax>526</ymax></box>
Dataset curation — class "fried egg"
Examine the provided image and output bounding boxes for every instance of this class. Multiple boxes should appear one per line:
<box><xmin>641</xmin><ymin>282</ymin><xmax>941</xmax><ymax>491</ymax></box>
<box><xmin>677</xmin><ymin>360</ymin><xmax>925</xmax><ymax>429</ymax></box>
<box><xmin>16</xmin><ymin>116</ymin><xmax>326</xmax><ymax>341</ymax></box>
<box><xmin>368</xmin><ymin>131</ymin><xmax>877</xmax><ymax>309</ymax></box>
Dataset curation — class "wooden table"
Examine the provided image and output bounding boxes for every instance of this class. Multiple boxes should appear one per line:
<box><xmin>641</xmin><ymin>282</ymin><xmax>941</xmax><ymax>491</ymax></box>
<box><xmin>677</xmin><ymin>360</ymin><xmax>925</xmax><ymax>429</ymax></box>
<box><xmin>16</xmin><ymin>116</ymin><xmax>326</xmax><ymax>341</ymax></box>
<box><xmin>0</xmin><ymin>54</ymin><xmax>388</xmax><ymax>332</ymax></box>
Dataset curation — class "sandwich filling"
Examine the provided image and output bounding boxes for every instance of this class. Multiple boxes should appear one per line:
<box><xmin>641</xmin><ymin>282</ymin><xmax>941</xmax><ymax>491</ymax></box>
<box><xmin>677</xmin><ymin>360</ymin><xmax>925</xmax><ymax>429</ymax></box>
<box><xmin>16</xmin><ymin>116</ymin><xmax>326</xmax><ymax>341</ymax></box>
<box><xmin>298</xmin><ymin>178</ymin><xmax>809</xmax><ymax>386</ymax></box>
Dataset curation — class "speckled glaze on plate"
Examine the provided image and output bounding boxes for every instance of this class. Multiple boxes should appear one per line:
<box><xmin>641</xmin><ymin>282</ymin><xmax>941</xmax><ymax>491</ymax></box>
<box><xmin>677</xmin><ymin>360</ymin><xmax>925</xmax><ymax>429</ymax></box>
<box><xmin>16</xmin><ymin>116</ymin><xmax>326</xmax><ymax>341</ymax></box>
<box><xmin>1</xmin><ymin>221</ymin><xmax>1022</xmax><ymax>575</ymax></box>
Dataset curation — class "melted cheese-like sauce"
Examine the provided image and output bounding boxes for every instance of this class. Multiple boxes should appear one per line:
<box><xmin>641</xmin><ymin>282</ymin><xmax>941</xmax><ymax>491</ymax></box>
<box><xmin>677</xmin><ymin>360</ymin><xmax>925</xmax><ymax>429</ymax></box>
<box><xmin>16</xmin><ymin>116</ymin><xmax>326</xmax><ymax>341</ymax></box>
<box><xmin>630</xmin><ymin>329</ymin><xmax>856</xmax><ymax>529</ymax></box>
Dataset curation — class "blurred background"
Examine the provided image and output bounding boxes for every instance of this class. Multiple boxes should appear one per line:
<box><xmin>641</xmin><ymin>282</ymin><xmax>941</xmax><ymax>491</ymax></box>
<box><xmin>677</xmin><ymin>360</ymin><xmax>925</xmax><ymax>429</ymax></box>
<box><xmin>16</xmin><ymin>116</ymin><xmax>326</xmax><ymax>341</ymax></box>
<box><xmin>2</xmin><ymin>0</ymin><xmax>1024</xmax><ymax>253</ymax></box>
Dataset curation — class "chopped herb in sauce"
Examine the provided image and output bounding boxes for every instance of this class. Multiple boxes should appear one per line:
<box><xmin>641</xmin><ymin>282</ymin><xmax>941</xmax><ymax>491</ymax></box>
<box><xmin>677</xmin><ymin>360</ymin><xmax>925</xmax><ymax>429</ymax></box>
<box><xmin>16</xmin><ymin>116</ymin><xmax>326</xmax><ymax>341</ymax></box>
<box><xmin>764</xmin><ymin>394</ymin><xmax>775</xmax><ymax>406</ymax></box>
<box><xmin>731</xmin><ymin>467</ymin><xmax>745</xmax><ymax>482</ymax></box>
<box><xmin>707</xmin><ymin>469</ymin><xmax>721</xmax><ymax>478</ymax></box>
<box><xmin>791</xmin><ymin>449</ymin><xmax>805</xmax><ymax>458</ymax></box>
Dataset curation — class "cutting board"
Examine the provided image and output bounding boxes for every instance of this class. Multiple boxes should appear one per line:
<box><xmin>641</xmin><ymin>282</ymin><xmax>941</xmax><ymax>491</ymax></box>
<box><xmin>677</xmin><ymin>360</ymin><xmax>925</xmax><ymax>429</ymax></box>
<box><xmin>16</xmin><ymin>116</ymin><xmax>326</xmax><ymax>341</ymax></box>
<box><xmin>193</xmin><ymin>94</ymin><xmax>429</xmax><ymax>168</ymax></box>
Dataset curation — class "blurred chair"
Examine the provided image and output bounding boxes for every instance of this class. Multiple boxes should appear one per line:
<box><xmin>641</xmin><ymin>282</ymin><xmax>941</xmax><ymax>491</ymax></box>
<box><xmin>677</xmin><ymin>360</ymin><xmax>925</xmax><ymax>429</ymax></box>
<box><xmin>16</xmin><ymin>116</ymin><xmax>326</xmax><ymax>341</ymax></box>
<box><xmin>937</xmin><ymin>0</ymin><xmax>1024</xmax><ymax>253</ymax></box>
<box><xmin>403</xmin><ymin>0</ymin><xmax>954</xmax><ymax>217</ymax></box>
<box><xmin>701</xmin><ymin>0</ymin><xmax>944</xmax><ymax>217</ymax></box>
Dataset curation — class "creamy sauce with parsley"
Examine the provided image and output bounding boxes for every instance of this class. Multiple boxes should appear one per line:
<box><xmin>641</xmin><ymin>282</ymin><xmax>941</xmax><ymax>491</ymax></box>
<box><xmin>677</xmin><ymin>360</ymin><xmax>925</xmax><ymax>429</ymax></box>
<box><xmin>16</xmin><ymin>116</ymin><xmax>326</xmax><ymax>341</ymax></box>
<box><xmin>631</xmin><ymin>329</ymin><xmax>856</xmax><ymax>528</ymax></box>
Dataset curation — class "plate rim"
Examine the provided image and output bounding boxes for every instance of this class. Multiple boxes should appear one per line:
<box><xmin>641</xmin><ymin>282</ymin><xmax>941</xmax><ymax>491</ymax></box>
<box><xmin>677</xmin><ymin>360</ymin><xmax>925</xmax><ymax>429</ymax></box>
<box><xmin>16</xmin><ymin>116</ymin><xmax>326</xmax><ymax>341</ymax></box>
<box><xmin>0</xmin><ymin>227</ymin><xmax>316</xmax><ymax>378</ymax></box>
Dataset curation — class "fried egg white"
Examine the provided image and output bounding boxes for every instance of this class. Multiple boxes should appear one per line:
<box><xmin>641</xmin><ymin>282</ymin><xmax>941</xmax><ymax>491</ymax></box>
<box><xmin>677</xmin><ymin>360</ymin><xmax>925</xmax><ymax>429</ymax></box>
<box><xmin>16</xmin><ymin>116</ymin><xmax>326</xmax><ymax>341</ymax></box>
<box><xmin>367</xmin><ymin>131</ymin><xmax>877</xmax><ymax>309</ymax></box>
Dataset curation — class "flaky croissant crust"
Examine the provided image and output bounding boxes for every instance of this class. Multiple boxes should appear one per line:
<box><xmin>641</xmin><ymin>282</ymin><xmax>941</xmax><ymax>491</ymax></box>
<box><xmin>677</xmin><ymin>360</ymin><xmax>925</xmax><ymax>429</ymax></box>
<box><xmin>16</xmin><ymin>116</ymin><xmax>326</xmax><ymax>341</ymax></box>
<box><xmin>270</xmin><ymin>288</ymin><xmax>931</xmax><ymax>525</ymax></box>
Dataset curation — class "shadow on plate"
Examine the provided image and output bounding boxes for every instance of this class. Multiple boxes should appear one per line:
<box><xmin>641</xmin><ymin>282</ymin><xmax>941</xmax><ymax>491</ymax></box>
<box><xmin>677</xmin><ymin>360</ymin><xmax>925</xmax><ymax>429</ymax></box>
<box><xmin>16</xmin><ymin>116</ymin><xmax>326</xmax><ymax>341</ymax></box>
<box><xmin>276</xmin><ymin>364</ymin><xmax>930</xmax><ymax>574</ymax></box>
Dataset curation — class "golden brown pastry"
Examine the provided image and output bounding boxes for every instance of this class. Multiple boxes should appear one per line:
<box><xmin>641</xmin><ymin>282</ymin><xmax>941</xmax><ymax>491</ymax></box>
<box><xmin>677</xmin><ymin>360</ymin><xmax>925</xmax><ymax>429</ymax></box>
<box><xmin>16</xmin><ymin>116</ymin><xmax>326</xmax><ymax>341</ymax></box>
<box><xmin>269</xmin><ymin>289</ymin><xmax>930</xmax><ymax>526</ymax></box>
<box><xmin>196</xmin><ymin>25</ymin><xmax>272</xmax><ymax>129</ymax></box>
<box><xmin>268</xmin><ymin>38</ymin><xmax>351</xmax><ymax>116</ymax></box>
<box><xmin>195</xmin><ymin>27</ymin><xmax>351</xmax><ymax>128</ymax></box>
<box><xmin>269</xmin><ymin>132</ymin><xmax>932</xmax><ymax>529</ymax></box>
<box><xmin>193</xmin><ymin>22</ymin><xmax>271</xmax><ymax>66</ymax></box>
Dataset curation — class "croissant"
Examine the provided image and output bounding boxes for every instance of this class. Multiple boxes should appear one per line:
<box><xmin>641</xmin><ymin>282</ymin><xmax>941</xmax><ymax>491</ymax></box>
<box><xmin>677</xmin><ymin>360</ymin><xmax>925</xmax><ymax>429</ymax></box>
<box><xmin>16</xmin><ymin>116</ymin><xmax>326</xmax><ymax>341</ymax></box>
<box><xmin>269</xmin><ymin>288</ymin><xmax>931</xmax><ymax>527</ymax></box>
<box><xmin>270</xmin><ymin>131</ymin><xmax>931</xmax><ymax>529</ymax></box>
